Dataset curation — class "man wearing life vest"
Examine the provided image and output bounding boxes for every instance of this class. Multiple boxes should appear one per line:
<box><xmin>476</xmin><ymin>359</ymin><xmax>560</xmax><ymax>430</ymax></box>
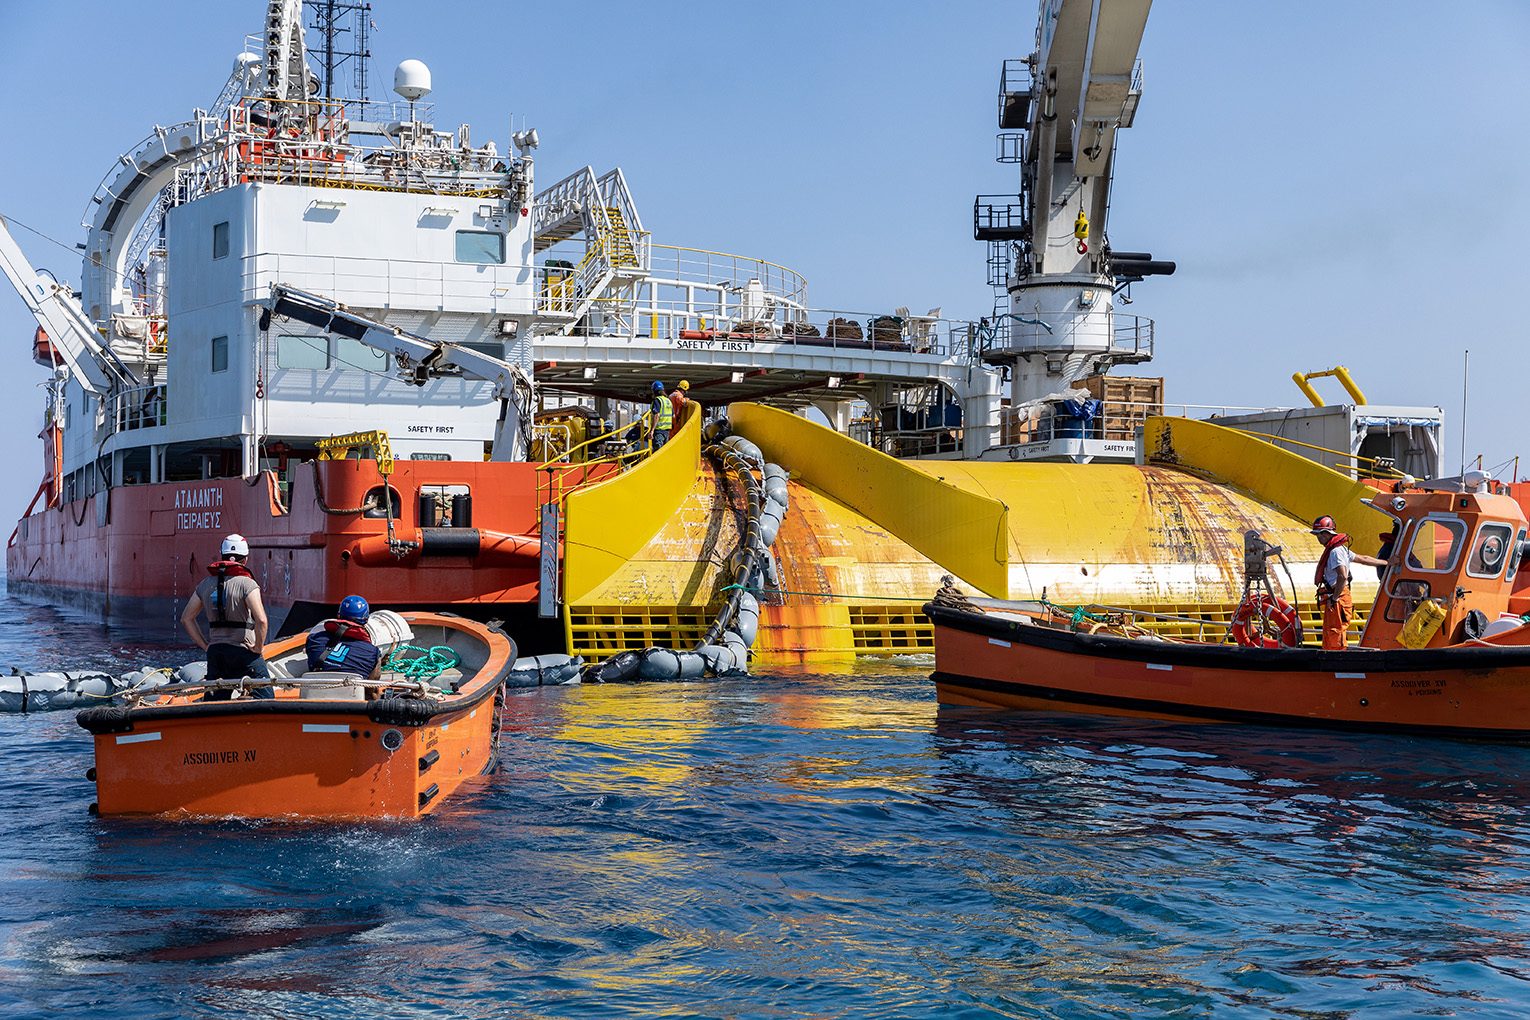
<box><xmin>669</xmin><ymin>379</ymin><xmax>692</xmax><ymax>430</ymax></box>
<box><xmin>180</xmin><ymin>533</ymin><xmax>272</xmax><ymax>700</ymax></box>
<box><xmin>304</xmin><ymin>595</ymin><xmax>383</xmax><ymax>688</ymax></box>
<box><xmin>1310</xmin><ymin>515</ymin><xmax>1386</xmax><ymax>650</ymax></box>
<box><xmin>649</xmin><ymin>380</ymin><xmax>674</xmax><ymax>451</ymax></box>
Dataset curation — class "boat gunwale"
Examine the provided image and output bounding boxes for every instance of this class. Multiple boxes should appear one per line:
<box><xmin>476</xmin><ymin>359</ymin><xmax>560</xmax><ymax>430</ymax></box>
<box><xmin>924</xmin><ymin>602</ymin><xmax>1530</xmax><ymax>673</ymax></box>
<box><xmin>79</xmin><ymin>612</ymin><xmax>515</xmax><ymax>731</ymax></box>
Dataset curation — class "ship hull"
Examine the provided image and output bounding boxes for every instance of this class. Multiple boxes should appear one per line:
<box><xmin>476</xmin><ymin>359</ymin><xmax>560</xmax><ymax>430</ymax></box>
<box><xmin>6</xmin><ymin>460</ymin><xmax>585</xmax><ymax>640</ymax></box>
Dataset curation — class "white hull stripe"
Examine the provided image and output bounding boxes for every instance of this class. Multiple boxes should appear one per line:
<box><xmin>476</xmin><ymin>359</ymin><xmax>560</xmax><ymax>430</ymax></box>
<box><xmin>302</xmin><ymin>723</ymin><xmax>351</xmax><ymax>734</ymax></box>
<box><xmin>1146</xmin><ymin>663</ymin><xmax>1173</xmax><ymax>672</ymax></box>
<box><xmin>987</xmin><ymin>638</ymin><xmax>1012</xmax><ymax>648</ymax></box>
<box><xmin>115</xmin><ymin>731</ymin><xmax>161</xmax><ymax>745</ymax></box>
<box><xmin>1335</xmin><ymin>672</ymin><xmax>1367</xmax><ymax>679</ymax></box>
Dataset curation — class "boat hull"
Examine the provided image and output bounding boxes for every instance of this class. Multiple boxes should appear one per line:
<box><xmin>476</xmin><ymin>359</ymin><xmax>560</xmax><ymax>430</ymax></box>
<box><xmin>927</xmin><ymin>604</ymin><xmax>1530</xmax><ymax>739</ymax></box>
<box><xmin>81</xmin><ymin>612</ymin><xmax>513</xmax><ymax>819</ymax></box>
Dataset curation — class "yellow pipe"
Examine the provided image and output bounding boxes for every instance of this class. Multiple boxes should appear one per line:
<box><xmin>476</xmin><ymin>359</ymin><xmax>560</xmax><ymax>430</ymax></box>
<box><xmin>1292</xmin><ymin>366</ymin><xmax>1368</xmax><ymax>408</ymax></box>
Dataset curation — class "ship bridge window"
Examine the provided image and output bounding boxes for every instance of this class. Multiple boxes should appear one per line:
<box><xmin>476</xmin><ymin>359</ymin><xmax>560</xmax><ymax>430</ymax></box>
<box><xmin>212</xmin><ymin>221</ymin><xmax>230</xmax><ymax>260</ymax></box>
<box><xmin>277</xmin><ymin>334</ymin><xmax>330</xmax><ymax>369</ymax></box>
<box><xmin>1405</xmin><ymin>516</ymin><xmax>1466</xmax><ymax>573</ymax></box>
<box><xmin>455</xmin><ymin>230</ymin><xmax>505</xmax><ymax>265</ymax></box>
<box><xmin>211</xmin><ymin>335</ymin><xmax>229</xmax><ymax>373</ymax></box>
<box><xmin>335</xmin><ymin>337</ymin><xmax>389</xmax><ymax>372</ymax></box>
<box><xmin>1467</xmin><ymin>522</ymin><xmax>1514</xmax><ymax>578</ymax></box>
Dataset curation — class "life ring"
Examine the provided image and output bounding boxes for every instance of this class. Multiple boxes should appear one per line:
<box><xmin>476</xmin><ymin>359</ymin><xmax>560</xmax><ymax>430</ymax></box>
<box><xmin>1231</xmin><ymin>593</ymin><xmax>1302</xmax><ymax>648</ymax></box>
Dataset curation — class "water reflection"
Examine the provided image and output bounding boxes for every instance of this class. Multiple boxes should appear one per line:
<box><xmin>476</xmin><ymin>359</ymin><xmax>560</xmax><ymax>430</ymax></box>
<box><xmin>2</xmin><ymin>627</ymin><xmax>1528</xmax><ymax>1016</ymax></box>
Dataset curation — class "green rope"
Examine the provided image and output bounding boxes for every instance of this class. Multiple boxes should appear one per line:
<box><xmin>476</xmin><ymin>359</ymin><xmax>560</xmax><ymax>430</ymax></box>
<box><xmin>383</xmin><ymin>644</ymin><xmax>462</xmax><ymax>681</ymax></box>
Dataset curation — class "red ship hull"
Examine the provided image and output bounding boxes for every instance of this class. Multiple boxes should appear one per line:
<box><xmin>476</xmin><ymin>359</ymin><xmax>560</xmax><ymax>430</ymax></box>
<box><xmin>6</xmin><ymin>460</ymin><xmax>589</xmax><ymax>641</ymax></box>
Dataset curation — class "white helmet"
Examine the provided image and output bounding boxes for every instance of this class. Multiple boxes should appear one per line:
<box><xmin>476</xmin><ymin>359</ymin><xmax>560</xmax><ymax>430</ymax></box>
<box><xmin>220</xmin><ymin>533</ymin><xmax>249</xmax><ymax>558</ymax></box>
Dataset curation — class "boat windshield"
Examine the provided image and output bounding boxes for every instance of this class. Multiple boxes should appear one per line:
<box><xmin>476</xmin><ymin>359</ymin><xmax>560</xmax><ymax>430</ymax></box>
<box><xmin>1405</xmin><ymin>516</ymin><xmax>1467</xmax><ymax>573</ymax></box>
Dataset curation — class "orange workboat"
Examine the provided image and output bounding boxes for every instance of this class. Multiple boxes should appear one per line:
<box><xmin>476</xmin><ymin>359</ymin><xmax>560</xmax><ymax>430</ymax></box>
<box><xmin>928</xmin><ymin>481</ymin><xmax>1530</xmax><ymax>739</ymax></box>
<box><xmin>77</xmin><ymin>612</ymin><xmax>515</xmax><ymax>820</ymax></box>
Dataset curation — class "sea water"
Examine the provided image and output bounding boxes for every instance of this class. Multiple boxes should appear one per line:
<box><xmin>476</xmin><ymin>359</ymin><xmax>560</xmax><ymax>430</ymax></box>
<box><xmin>1</xmin><ymin>591</ymin><xmax>1528</xmax><ymax>1018</ymax></box>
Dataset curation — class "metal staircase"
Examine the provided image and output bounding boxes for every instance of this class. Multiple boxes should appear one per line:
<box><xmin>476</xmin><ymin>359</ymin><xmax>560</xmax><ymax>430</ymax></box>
<box><xmin>532</xmin><ymin>167</ymin><xmax>649</xmax><ymax>331</ymax></box>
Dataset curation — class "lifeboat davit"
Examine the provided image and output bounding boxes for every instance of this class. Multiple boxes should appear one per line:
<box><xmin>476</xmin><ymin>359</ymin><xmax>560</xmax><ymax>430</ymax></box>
<box><xmin>928</xmin><ymin>484</ymin><xmax>1530</xmax><ymax>740</ymax></box>
<box><xmin>77</xmin><ymin>612</ymin><xmax>515</xmax><ymax>819</ymax></box>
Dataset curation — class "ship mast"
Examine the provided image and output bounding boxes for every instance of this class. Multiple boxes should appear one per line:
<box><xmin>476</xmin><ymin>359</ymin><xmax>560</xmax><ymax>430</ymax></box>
<box><xmin>305</xmin><ymin>0</ymin><xmax>372</xmax><ymax>101</ymax></box>
<box><xmin>975</xmin><ymin>0</ymin><xmax>1173</xmax><ymax>410</ymax></box>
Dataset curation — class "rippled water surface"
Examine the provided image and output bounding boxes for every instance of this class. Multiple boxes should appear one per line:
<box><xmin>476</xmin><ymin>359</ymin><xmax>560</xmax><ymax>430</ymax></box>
<box><xmin>2</xmin><ymin>592</ymin><xmax>1530</xmax><ymax>1018</ymax></box>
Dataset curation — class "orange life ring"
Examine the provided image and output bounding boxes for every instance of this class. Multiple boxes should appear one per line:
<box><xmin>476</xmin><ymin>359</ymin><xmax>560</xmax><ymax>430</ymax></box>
<box><xmin>1231</xmin><ymin>593</ymin><xmax>1302</xmax><ymax>648</ymax></box>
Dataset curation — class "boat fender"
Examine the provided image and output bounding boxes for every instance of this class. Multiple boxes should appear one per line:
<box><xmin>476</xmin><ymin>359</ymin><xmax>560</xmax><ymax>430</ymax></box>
<box><xmin>77</xmin><ymin>705</ymin><xmax>134</xmax><ymax>734</ymax></box>
<box><xmin>762</xmin><ymin>550</ymin><xmax>780</xmax><ymax>590</ymax></box>
<box><xmin>738</xmin><ymin>590</ymin><xmax>759</xmax><ymax>618</ymax></box>
<box><xmin>696</xmin><ymin>643</ymin><xmax>733</xmax><ymax>675</ymax></box>
<box><xmin>721</xmin><ymin>635</ymin><xmax>750</xmax><ymax>672</ymax></box>
<box><xmin>764</xmin><ymin>483</ymin><xmax>789</xmax><ymax>512</ymax></box>
<box><xmin>722</xmin><ymin>436</ymin><xmax>764</xmax><ymax>469</ymax></box>
<box><xmin>587</xmin><ymin>650</ymin><xmax>641</xmax><ymax>683</ymax></box>
<box><xmin>731</xmin><ymin>608</ymin><xmax>759</xmax><ymax>647</ymax></box>
<box><xmin>64</xmin><ymin>672</ymin><xmax>115</xmax><ymax>698</ymax></box>
<box><xmin>508</xmin><ymin>653</ymin><xmax>584</xmax><ymax>687</ymax></box>
<box><xmin>759</xmin><ymin>513</ymin><xmax>780</xmax><ymax>548</ymax></box>
<box><xmin>176</xmin><ymin>661</ymin><xmax>209</xmax><ymax>685</ymax></box>
<box><xmin>762</xmin><ymin>463</ymin><xmax>788</xmax><ymax>486</ymax></box>
<box><xmin>702</xmin><ymin>418</ymin><xmax>731</xmax><ymax>443</ymax></box>
<box><xmin>368</xmin><ymin>697</ymin><xmax>435</xmax><ymax>727</ymax></box>
<box><xmin>633</xmin><ymin>651</ymin><xmax>703</xmax><ymax>682</ymax></box>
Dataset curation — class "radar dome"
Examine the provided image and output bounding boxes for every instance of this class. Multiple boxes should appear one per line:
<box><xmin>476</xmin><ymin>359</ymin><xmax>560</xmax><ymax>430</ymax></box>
<box><xmin>393</xmin><ymin>59</ymin><xmax>433</xmax><ymax>102</ymax></box>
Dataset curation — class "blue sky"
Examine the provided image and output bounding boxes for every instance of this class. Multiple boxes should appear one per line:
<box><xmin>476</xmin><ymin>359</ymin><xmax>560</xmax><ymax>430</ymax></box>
<box><xmin>1</xmin><ymin>1</ymin><xmax>1528</xmax><ymax>530</ymax></box>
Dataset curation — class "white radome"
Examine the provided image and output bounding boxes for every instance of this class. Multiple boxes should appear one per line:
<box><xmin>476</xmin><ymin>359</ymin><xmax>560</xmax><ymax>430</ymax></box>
<box><xmin>393</xmin><ymin>59</ymin><xmax>432</xmax><ymax>101</ymax></box>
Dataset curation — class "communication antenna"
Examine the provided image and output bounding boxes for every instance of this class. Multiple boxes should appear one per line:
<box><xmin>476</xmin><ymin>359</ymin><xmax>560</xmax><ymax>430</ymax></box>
<box><xmin>304</xmin><ymin>0</ymin><xmax>372</xmax><ymax>102</ymax></box>
<box><xmin>1460</xmin><ymin>348</ymin><xmax>1470</xmax><ymax>478</ymax></box>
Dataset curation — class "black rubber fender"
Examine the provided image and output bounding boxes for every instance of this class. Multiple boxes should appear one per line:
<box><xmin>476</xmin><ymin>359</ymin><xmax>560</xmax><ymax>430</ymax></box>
<box><xmin>587</xmin><ymin>650</ymin><xmax>641</xmax><ymax>683</ymax></box>
<box><xmin>77</xmin><ymin>705</ymin><xmax>134</xmax><ymax>734</ymax></box>
<box><xmin>368</xmin><ymin>697</ymin><xmax>436</xmax><ymax>727</ymax></box>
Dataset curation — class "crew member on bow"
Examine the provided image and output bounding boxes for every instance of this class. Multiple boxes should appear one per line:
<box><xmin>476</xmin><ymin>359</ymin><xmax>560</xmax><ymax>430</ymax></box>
<box><xmin>304</xmin><ymin>595</ymin><xmax>383</xmax><ymax>688</ymax></box>
<box><xmin>180</xmin><ymin>533</ymin><xmax>272</xmax><ymax>699</ymax></box>
<box><xmin>1310</xmin><ymin>515</ymin><xmax>1386</xmax><ymax>650</ymax></box>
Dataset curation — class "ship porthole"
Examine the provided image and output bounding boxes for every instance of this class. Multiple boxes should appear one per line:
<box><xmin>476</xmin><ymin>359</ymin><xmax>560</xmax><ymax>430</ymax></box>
<box><xmin>380</xmin><ymin>728</ymin><xmax>404</xmax><ymax>752</ymax></box>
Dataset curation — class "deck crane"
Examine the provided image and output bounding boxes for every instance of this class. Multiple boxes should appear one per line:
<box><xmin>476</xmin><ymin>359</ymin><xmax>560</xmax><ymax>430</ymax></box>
<box><xmin>261</xmin><ymin>285</ymin><xmax>534</xmax><ymax>461</ymax></box>
<box><xmin>976</xmin><ymin>0</ymin><xmax>1174</xmax><ymax>411</ymax></box>
<box><xmin>0</xmin><ymin>213</ymin><xmax>139</xmax><ymax>398</ymax></box>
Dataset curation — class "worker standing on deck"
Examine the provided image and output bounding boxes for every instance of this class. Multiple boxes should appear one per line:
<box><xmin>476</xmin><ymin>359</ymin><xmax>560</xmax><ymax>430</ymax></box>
<box><xmin>669</xmin><ymin>379</ymin><xmax>692</xmax><ymax>431</ymax></box>
<box><xmin>180</xmin><ymin>534</ymin><xmax>272</xmax><ymax>700</ymax></box>
<box><xmin>1310</xmin><ymin>516</ymin><xmax>1386</xmax><ymax>650</ymax></box>
<box><xmin>649</xmin><ymin>380</ymin><xmax>673</xmax><ymax>451</ymax></box>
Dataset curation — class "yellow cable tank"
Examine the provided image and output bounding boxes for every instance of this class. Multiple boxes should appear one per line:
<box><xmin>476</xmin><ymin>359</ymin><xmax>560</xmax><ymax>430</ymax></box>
<box><xmin>560</xmin><ymin>408</ymin><xmax>1388</xmax><ymax>669</ymax></box>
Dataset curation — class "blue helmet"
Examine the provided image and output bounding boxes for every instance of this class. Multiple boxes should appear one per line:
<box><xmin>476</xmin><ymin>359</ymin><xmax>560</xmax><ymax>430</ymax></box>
<box><xmin>652</xmin><ymin>380</ymin><xmax>665</xmax><ymax>392</ymax></box>
<box><xmin>338</xmin><ymin>595</ymin><xmax>370</xmax><ymax>623</ymax></box>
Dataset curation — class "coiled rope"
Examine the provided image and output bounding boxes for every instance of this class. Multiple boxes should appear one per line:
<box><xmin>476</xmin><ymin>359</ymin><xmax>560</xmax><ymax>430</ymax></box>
<box><xmin>384</xmin><ymin>644</ymin><xmax>461</xmax><ymax>681</ymax></box>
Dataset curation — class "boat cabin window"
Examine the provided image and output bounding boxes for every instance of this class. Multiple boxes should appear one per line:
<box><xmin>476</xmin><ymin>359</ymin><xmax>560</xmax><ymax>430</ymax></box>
<box><xmin>1384</xmin><ymin>578</ymin><xmax>1433</xmax><ymax>623</ymax></box>
<box><xmin>1509</xmin><ymin>528</ymin><xmax>1528</xmax><ymax>582</ymax></box>
<box><xmin>1404</xmin><ymin>516</ymin><xmax>1466</xmax><ymax>572</ymax></box>
<box><xmin>455</xmin><ymin>230</ymin><xmax>505</xmax><ymax>265</ymax></box>
<box><xmin>1467</xmin><ymin>522</ymin><xmax>1515</xmax><ymax>578</ymax></box>
<box><xmin>211</xmin><ymin>335</ymin><xmax>229</xmax><ymax>373</ymax></box>
<box><xmin>212</xmin><ymin>221</ymin><xmax>230</xmax><ymax>260</ymax></box>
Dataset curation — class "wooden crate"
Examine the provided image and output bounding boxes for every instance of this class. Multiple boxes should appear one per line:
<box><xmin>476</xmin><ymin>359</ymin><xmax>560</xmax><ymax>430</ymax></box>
<box><xmin>1083</xmin><ymin>375</ymin><xmax>1165</xmax><ymax>441</ymax></box>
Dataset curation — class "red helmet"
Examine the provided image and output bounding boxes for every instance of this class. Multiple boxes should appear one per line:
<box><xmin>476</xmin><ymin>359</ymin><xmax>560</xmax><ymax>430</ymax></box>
<box><xmin>1310</xmin><ymin>515</ymin><xmax>1336</xmax><ymax>534</ymax></box>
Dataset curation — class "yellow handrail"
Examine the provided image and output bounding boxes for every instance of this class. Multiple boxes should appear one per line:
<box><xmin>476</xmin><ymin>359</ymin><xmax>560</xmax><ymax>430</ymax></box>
<box><xmin>1229</xmin><ymin>427</ymin><xmax>1405</xmax><ymax>479</ymax></box>
<box><xmin>1292</xmin><ymin>365</ymin><xmax>1367</xmax><ymax>408</ymax></box>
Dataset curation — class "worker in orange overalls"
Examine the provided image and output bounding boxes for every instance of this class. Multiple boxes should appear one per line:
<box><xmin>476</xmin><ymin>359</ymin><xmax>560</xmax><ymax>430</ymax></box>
<box><xmin>1311</xmin><ymin>515</ymin><xmax>1386</xmax><ymax>650</ymax></box>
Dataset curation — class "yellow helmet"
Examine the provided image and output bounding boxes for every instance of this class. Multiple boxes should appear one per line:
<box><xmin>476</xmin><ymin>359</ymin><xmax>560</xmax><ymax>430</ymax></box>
<box><xmin>679</xmin><ymin>380</ymin><xmax>690</xmax><ymax>391</ymax></box>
